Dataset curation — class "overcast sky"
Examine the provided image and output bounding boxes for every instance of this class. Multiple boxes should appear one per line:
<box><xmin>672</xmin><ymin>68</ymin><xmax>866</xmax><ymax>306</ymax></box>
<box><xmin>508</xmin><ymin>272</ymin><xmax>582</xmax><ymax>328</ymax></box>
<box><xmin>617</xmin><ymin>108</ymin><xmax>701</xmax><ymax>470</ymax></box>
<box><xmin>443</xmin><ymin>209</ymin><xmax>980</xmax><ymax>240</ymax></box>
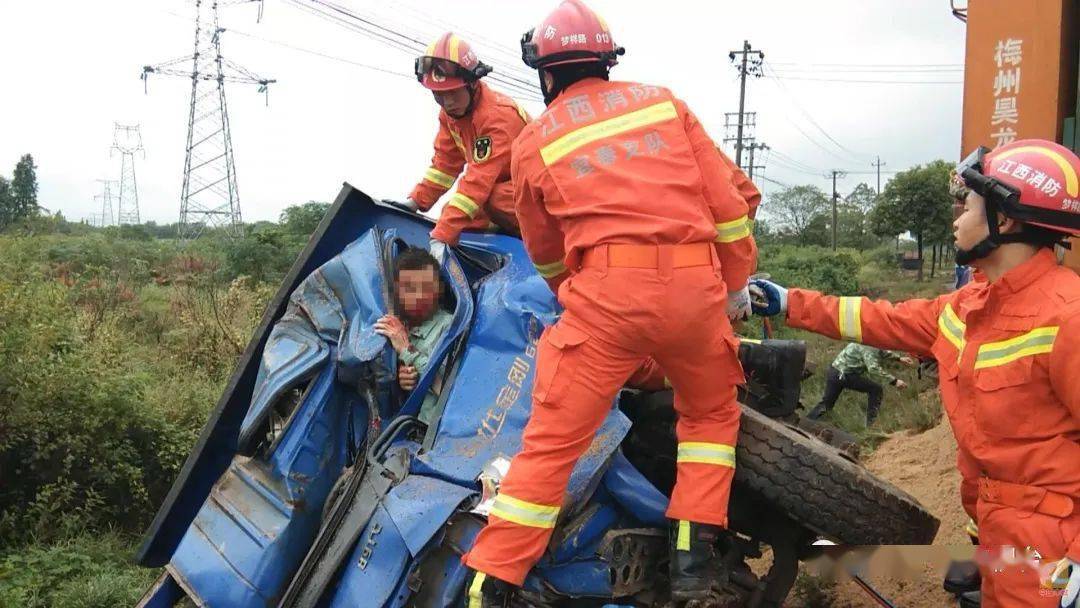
<box><xmin>0</xmin><ymin>1</ymin><xmax>966</xmax><ymax>225</ymax></box>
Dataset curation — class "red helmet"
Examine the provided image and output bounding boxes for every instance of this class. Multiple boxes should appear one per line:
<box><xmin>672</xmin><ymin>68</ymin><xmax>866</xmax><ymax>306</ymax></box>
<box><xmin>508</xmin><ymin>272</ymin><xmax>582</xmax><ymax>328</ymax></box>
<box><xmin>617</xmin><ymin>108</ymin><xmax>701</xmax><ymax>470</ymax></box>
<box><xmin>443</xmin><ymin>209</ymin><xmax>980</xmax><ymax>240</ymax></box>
<box><xmin>520</xmin><ymin>0</ymin><xmax>624</xmax><ymax>70</ymax></box>
<box><xmin>415</xmin><ymin>32</ymin><xmax>492</xmax><ymax>91</ymax></box>
<box><xmin>958</xmin><ymin>139</ymin><xmax>1080</xmax><ymax>236</ymax></box>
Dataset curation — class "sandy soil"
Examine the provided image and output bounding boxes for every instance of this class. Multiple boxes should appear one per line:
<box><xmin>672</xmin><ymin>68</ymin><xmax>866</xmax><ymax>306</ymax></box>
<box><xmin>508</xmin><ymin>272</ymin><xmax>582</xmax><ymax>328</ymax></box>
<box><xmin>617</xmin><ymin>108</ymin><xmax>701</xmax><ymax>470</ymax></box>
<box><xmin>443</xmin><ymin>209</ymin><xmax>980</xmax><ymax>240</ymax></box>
<box><xmin>791</xmin><ymin>395</ymin><xmax>974</xmax><ymax>607</ymax></box>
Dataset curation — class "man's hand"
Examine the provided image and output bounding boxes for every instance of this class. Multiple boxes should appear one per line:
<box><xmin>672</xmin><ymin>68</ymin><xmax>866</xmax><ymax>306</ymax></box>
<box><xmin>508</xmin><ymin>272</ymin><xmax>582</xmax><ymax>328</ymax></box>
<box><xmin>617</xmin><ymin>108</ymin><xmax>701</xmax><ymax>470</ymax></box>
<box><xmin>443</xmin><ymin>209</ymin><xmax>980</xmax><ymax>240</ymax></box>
<box><xmin>893</xmin><ymin>378</ymin><xmax>908</xmax><ymax>390</ymax></box>
<box><xmin>749</xmin><ymin>279</ymin><xmax>788</xmax><ymax>316</ymax></box>
<box><xmin>374</xmin><ymin>314</ymin><xmax>411</xmax><ymax>354</ymax></box>
<box><xmin>727</xmin><ymin>286</ymin><xmax>752</xmax><ymax>323</ymax></box>
<box><xmin>1060</xmin><ymin>558</ymin><xmax>1080</xmax><ymax>608</ymax></box>
<box><xmin>430</xmin><ymin>238</ymin><xmax>448</xmax><ymax>263</ymax></box>
<box><xmin>398</xmin><ymin>364</ymin><xmax>419</xmax><ymax>391</ymax></box>
<box><xmin>899</xmin><ymin>355</ymin><xmax>917</xmax><ymax>367</ymax></box>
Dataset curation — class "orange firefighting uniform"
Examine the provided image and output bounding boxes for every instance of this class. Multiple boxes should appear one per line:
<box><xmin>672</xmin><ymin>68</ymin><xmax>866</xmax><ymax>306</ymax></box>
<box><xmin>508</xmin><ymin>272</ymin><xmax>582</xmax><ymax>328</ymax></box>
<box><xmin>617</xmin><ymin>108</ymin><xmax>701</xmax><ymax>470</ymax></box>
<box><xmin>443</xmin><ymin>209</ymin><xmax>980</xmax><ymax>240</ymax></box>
<box><xmin>463</xmin><ymin>77</ymin><xmax>756</xmax><ymax>585</ymax></box>
<box><xmin>785</xmin><ymin>249</ymin><xmax>1080</xmax><ymax>607</ymax></box>
<box><xmin>409</xmin><ymin>81</ymin><xmax>530</xmax><ymax>245</ymax></box>
<box><xmin>605</xmin><ymin>151</ymin><xmax>761</xmax><ymax>393</ymax></box>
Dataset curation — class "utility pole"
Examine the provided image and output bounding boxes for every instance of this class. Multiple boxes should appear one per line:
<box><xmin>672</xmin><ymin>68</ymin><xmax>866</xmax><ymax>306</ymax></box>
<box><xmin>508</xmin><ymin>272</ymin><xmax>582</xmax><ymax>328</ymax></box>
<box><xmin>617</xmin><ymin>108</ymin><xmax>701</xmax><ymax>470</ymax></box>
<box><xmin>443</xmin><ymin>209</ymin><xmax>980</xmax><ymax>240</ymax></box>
<box><xmin>746</xmin><ymin>142</ymin><xmax>769</xmax><ymax>181</ymax></box>
<box><xmin>111</xmin><ymin>124</ymin><xmax>144</xmax><ymax>225</ymax></box>
<box><xmin>829</xmin><ymin>170</ymin><xmax>847</xmax><ymax>251</ymax></box>
<box><xmin>728</xmin><ymin>41</ymin><xmax>764</xmax><ymax>168</ymax></box>
<box><xmin>723</xmin><ymin>112</ymin><xmax>756</xmax><ymax>169</ymax></box>
<box><xmin>872</xmin><ymin>156</ymin><xmax>887</xmax><ymax>194</ymax></box>
<box><xmin>142</xmin><ymin>0</ymin><xmax>273</xmax><ymax>239</ymax></box>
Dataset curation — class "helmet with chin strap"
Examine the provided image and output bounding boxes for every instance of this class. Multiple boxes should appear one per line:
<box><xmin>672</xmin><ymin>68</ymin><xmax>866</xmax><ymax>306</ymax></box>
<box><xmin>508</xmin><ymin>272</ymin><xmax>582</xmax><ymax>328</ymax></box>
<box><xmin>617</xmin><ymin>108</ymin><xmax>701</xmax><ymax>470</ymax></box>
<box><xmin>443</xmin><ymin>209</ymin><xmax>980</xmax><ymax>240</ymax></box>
<box><xmin>955</xmin><ymin>139</ymin><xmax>1080</xmax><ymax>264</ymax></box>
<box><xmin>415</xmin><ymin>32</ymin><xmax>492</xmax><ymax>91</ymax></box>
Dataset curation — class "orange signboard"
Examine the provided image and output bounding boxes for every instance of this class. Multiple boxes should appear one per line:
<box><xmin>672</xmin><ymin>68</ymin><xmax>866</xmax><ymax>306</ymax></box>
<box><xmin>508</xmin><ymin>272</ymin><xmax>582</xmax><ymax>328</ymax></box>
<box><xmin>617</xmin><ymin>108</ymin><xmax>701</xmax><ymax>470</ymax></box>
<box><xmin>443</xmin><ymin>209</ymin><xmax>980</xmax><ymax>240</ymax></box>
<box><xmin>961</xmin><ymin>0</ymin><xmax>1080</xmax><ymax>272</ymax></box>
<box><xmin>960</xmin><ymin>0</ymin><xmax>1077</xmax><ymax>157</ymax></box>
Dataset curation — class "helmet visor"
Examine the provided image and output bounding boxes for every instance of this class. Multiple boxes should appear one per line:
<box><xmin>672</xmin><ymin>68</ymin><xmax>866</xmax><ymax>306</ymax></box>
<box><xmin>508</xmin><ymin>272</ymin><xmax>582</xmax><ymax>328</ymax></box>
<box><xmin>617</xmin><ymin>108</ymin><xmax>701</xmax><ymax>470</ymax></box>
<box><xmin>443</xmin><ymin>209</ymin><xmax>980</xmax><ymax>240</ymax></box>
<box><xmin>415</xmin><ymin>57</ymin><xmax>468</xmax><ymax>82</ymax></box>
<box><xmin>520</xmin><ymin>28</ymin><xmax>540</xmax><ymax>69</ymax></box>
<box><xmin>957</xmin><ymin>146</ymin><xmax>1005</xmax><ymax>199</ymax></box>
<box><xmin>956</xmin><ymin>147</ymin><xmax>987</xmax><ymax>182</ymax></box>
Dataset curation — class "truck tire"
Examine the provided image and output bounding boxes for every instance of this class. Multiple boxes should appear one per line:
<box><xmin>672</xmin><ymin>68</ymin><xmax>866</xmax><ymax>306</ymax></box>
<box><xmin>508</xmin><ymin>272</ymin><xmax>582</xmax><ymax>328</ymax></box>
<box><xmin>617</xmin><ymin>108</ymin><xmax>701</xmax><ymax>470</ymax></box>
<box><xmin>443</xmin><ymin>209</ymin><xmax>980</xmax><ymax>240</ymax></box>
<box><xmin>737</xmin><ymin>405</ymin><xmax>938</xmax><ymax>544</ymax></box>
<box><xmin>620</xmin><ymin>391</ymin><xmax>939</xmax><ymax>545</ymax></box>
<box><xmin>791</xmin><ymin>416</ymin><xmax>861</xmax><ymax>460</ymax></box>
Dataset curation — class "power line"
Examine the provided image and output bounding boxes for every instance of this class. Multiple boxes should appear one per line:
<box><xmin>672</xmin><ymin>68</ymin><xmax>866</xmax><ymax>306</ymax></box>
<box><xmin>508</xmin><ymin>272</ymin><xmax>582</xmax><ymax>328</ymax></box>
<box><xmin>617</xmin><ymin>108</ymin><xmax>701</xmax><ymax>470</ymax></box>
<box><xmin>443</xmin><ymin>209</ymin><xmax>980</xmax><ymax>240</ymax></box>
<box><xmin>768</xmin><ymin>61</ymin><xmax>962</xmax><ymax>68</ymax></box>
<box><xmin>759</xmin><ymin>175</ymin><xmax>793</xmax><ymax>189</ymax></box>
<box><xmin>768</xmin><ymin>75</ymin><xmax>963</xmax><ymax>85</ymax></box>
<box><xmin>281</xmin><ymin>0</ymin><xmax>544</xmax><ymax>103</ymax></box>
<box><xmin>768</xmin><ymin>149</ymin><xmax>829</xmax><ymax>174</ymax></box>
<box><xmin>293</xmin><ymin>1</ymin><xmax>542</xmax><ymax>101</ymax></box>
<box><xmin>383</xmin><ymin>0</ymin><xmax>538</xmax><ymax>82</ymax></box>
<box><xmin>763</xmin><ymin>62</ymin><xmax>873</xmax><ymax>163</ymax></box>
<box><xmin>771</xmin><ymin>67</ymin><xmax>961</xmax><ymax>74</ymax></box>
<box><xmin>767</xmin><ymin>157</ymin><xmax>825</xmax><ymax>177</ymax></box>
<box><xmin>153</xmin><ymin>0</ymin><xmax>541</xmax><ymax>102</ymax></box>
<box><xmin>228</xmin><ymin>28</ymin><xmax>414</xmax><ymax>80</ymax></box>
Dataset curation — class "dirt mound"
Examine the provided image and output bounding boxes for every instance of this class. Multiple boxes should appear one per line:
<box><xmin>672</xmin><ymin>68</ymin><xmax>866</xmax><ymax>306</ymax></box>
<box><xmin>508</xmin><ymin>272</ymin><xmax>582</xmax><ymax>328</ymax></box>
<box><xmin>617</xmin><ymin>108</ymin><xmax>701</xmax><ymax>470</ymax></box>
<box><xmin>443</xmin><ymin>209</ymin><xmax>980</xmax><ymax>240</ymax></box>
<box><xmin>817</xmin><ymin>405</ymin><xmax>971</xmax><ymax>607</ymax></box>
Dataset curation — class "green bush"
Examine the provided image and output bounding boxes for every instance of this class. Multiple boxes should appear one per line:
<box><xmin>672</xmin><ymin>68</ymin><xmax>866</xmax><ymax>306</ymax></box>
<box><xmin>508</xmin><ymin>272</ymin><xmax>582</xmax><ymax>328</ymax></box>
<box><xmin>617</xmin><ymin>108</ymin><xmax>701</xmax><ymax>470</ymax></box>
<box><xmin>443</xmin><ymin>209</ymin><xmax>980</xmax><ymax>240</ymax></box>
<box><xmin>0</xmin><ymin>532</ymin><xmax>156</xmax><ymax>608</ymax></box>
<box><xmin>0</xmin><ymin>235</ymin><xmax>272</xmax><ymax>546</ymax></box>
<box><xmin>0</xmin><ymin>261</ymin><xmax>190</xmax><ymax>543</ymax></box>
<box><xmin>758</xmin><ymin>245</ymin><xmax>862</xmax><ymax>295</ymax></box>
<box><xmin>218</xmin><ymin>226</ymin><xmax>304</xmax><ymax>284</ymax></box>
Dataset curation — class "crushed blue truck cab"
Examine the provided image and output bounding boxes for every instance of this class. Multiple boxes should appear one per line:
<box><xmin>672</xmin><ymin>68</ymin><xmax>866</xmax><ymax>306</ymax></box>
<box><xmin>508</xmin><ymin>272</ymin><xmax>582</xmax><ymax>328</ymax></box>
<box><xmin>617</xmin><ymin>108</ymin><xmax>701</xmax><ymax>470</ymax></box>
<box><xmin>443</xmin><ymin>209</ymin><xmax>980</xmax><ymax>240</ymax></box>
<box><xmin>136</xmin><ymin>185</ymin><xmax>938</xmax><ymax>608</ymax></box>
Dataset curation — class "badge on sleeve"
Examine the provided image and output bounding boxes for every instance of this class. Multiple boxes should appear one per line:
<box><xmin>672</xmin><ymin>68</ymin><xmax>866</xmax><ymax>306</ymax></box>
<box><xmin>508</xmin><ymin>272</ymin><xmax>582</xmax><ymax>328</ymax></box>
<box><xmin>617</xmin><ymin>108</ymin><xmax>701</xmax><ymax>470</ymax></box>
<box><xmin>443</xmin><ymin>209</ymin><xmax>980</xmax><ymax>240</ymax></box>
<box><xmin>473</xmin><ymin>136</ymin><xmax>493</xmax><ymax>163</ymax></box>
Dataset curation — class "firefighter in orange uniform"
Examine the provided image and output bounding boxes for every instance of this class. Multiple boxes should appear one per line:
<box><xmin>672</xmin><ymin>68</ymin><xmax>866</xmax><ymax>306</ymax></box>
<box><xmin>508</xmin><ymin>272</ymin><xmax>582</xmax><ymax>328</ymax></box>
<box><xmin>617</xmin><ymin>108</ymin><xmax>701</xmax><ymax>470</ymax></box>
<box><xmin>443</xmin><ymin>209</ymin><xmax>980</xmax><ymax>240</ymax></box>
<box><xmin>461</xmin><ymin>2</ymin><xmax>757</xmax><ymax>606</ymax></box>
<box><xmin>751</xmin><ymin>140</ymin><xmax>1080</xmax><ymax>608</ymax></box>
<box><xmin>409</xmin><ymin>32</ymin><xmax>530</xmax><ymax>249</ymax></box>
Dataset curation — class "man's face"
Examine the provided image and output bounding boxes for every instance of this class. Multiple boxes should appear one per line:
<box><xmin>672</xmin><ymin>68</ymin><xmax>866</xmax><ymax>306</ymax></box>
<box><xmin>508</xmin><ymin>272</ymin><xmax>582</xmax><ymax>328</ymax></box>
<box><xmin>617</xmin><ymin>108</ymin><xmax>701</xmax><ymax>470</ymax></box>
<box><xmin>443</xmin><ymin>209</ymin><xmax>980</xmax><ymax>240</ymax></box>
<box><xmin>953</xmin><ymin>191</ymin><xmax>990</xmax><ymax>253</ymax></box>
<box><xmin>433</xmin><ymin>86</ymin><xmax>471</xmax><ymax>118</ymax></box>
<box><xmin>396</xmin><ymin>266</ymin><xmax>440</xmax><ymax>323</ymax></box>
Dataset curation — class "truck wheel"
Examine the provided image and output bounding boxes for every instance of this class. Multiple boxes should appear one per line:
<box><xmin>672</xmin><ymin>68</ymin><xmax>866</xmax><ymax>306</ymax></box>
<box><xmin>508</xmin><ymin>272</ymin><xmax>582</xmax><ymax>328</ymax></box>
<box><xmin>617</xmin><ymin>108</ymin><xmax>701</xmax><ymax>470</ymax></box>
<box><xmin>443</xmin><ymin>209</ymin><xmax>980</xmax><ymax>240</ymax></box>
<box><xmin>620</xmin><ymin>391</ymin><xmax>939</xmax><ymax>545</ymax></box>
<box><xmin>737</xmin><ymin>405</ymin><xmax>938</xmax><ymax>544</ymax></box>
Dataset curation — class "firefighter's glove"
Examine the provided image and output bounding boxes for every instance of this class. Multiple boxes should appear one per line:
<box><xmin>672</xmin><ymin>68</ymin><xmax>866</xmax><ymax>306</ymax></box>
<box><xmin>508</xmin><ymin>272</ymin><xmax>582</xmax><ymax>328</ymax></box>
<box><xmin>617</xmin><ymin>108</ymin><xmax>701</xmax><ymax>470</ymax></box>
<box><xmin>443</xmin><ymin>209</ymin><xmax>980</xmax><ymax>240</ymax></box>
<box><xmin>429</xmin><ymin>238</ymin><xmax>448</xmax><ymax>264</ymax></box>
<box><xmin>749</xmin><ymin>279</ymin><xmax>788</xmax><ymax>317</ymax></box>
<box><xmin>1060</xmin><ymin>558</ymin><xmax>1080</xmax><ymax>608</ymax></box>
<box><xmin>727</xmin><ymin>286</ymin><xmax>752</xmax><ymax>323</ymax></box>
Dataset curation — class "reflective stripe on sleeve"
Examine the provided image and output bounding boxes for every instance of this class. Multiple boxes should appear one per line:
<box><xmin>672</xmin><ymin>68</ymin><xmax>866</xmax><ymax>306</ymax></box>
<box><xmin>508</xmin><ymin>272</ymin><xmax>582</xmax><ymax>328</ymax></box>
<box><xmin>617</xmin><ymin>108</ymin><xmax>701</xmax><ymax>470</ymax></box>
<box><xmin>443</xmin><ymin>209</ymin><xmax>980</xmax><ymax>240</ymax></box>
<box><xmin>423</xmin><ymin>167</ymin><xmax>456</xmax><ymax>189</ymax></box>
<box><xmin>838</xmin><ymin>297</ymin><xmax>863</xmax><ymax>343</ymax></box>
<box><xmin>715</xmin><ymin>216</ymin><xmax>751</xmax><ymax>243</ymax></box>
<box><xmin>937</xmin><ymin>303</ymin><xmax>966</xmax><ymax>351</ymax></box>
<box><xmin>448</xmin><ymin>192</ymin><xmax>481</xmax><ymax>218</ymax></box>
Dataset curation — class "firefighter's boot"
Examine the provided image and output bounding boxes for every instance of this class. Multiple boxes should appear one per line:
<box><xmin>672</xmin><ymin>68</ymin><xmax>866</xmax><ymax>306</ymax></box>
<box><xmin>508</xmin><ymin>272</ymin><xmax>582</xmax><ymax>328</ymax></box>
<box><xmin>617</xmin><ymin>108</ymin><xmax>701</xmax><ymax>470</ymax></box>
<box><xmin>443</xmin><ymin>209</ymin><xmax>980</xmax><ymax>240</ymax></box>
<box><xmin>669</xmin><ymin>520</ymin><xmax>729</xmax><ymax>603</ymax></box>
<box><xmin>943</xmin><ymin>559</ymin><xmax>981</xmax><ymax>595</ymax></box>
<box><xmin>464</xmin><ymin>570</ymin><xmax>515</xmax><ymax>608</ymax></box>
<box><xmin>959</xmin><ymin>590</ymin><xmax>981</xmax><ymax>608</ymax></box>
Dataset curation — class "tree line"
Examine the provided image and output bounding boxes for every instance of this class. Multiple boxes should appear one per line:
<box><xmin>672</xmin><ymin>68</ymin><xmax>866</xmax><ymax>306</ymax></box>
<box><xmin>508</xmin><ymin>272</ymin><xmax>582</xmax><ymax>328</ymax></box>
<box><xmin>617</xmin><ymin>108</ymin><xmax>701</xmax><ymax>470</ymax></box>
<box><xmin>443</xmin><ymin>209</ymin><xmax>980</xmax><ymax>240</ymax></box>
<box><xmin>758</xmin><ymin>160</ymin><xmax>954</xmax><ymax>281</ymax></box>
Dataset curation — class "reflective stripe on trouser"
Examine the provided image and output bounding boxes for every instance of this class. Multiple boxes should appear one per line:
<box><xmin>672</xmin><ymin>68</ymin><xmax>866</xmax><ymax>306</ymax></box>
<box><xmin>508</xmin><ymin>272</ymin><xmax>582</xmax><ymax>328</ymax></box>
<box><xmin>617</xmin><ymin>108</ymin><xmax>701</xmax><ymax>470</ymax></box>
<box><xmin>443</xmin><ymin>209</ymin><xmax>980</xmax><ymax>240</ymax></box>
<box><xmin>965</xmin><ymin>518</ymin><xmax>979</xmax><ymax>539</ymax></box>
<box><xmin>464</xmin><ymin>260</ymin><xmax>742</xmax><ymax>585</ymax></box>
<box><xmin>467</xmin><ymin>572</ymin><xmax>486</xmax><ymax>608</ymax></box>
<box><xmin>974</xmin><ymin>501</ymin><xmax>1080</xmax><ymax>606</ymax></box>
